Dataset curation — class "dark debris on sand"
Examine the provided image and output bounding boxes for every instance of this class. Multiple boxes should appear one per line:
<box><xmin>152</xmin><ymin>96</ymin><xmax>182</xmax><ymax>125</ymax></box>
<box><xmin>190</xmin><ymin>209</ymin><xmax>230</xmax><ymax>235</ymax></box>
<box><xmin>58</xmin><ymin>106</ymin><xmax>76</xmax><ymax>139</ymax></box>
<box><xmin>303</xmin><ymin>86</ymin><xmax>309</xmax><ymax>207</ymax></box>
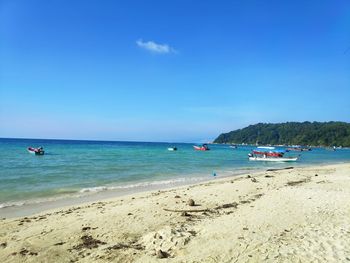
<box><xmin>286</xmin><ymin>179</ymin><xmax>309</xmax><ymax>186</ymax></box>
<box><xmin>106</xmin><ymin>242</ymin><xmax>144</xmax><ymax>251</ymax></box>
<box><xmin>72</xmin><ymin>235</ymin><xmax>106</xmax><ymax>250</ymax></box>
<box><xmin>251</xmin><ymin>178</ymin><xmax>258</xmax><ymax>183</ymax></box>
<box><xmin>215</xmin><ymin>202</ymin><xmax>238</xmax><ymax>210</ymax></box>
<box><xmin>18</xmin><ymin>248</ymin><xmax>38</xmax><ymax>256</ymax></box>
<box><xmin>54</xmin><ymin>242</ymin><xmax>66</xmax><ymax>246</ymax></box>
<box><xmin>156</xmin><ymin>249</ymin><xmax>170</xmax><ymax>258</ymax></box>
<box><xmin>0</xmin><ymin>242</ymin><xmax>7</xmax><ymax>248</ymax></box>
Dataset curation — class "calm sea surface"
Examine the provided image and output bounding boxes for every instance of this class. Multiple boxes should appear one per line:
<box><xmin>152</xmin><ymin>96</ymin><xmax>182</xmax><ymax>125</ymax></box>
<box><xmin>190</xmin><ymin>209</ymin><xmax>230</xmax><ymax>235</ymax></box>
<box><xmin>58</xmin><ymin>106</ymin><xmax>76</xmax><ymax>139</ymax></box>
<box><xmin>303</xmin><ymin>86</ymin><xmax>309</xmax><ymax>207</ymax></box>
<box><xmin>1</xmin><ymin>138</ymin><xmax>350</xmax><ymax>209</ymax></box>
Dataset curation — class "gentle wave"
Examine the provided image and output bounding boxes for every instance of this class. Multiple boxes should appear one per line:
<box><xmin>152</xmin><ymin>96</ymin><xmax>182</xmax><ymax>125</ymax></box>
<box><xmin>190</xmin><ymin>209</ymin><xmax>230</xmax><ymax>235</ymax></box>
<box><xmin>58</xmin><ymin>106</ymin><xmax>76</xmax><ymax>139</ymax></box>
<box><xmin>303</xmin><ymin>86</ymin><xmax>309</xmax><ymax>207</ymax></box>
<box><xmin>0</xmin><ymin>202</ymin><xmax>25</xmax><ymax>209</ymax></box>
<box><xmin>79</xmin><ymin>177</ymin><xmax>207</xmax><ymax>193</ymax></box>
<box><xmin>0</xmin><ymin>176</ymin><xmax>208</xmax><ymax>209</ymax></box>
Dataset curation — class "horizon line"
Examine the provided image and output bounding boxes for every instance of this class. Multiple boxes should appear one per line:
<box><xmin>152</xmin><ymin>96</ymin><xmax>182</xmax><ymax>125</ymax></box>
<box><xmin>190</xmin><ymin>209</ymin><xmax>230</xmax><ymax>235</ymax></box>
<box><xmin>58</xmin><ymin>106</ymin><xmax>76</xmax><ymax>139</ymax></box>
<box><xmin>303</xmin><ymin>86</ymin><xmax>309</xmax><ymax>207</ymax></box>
<box><xmin>0</xmin><ymin>137</ymin><xmax>204</xmax><ymax>144</ymax></box>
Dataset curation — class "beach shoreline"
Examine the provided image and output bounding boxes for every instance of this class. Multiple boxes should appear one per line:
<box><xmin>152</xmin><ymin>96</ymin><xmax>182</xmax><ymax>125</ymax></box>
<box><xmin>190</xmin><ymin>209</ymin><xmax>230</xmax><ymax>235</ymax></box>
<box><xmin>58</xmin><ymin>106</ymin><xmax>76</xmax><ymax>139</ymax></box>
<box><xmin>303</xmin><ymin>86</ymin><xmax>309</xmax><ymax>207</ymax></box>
<box><xmin>0</xmin><ymin>168</ymin><xmax>263</xmax><ymax>219</ymax></box>
<box><xmin>0</xmin><ymin>161</ymin><xmax>345</xmax><ymax>219</ymax></box>
<box><xmin>1</xmin><ymin>162</ymin><xmax>350</xmax><ymax>262</ymax></box>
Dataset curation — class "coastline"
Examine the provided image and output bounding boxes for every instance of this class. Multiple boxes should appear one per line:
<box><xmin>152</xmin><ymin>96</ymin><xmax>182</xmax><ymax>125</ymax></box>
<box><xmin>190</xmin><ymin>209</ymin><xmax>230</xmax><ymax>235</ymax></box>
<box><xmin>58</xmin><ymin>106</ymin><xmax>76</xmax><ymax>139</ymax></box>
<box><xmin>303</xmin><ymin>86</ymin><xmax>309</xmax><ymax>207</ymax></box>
<box><xmin>1</xmin><ymin>162</ymin><xmax>350</xmax><ymax>262</ymax></box>
<box><xmin>2</xmin><ymin>137</ymin><xmax>350</xmax><ymax>220</ymax></box>
<box><xmin>1</xmin><ymin>159</ymin><xmax>347</xmax><ymax>219</ymax></box>
<box><xmin>0</xmin><ymin>168</ymin><xmax>262</xmax><ymax>219</ymax></box>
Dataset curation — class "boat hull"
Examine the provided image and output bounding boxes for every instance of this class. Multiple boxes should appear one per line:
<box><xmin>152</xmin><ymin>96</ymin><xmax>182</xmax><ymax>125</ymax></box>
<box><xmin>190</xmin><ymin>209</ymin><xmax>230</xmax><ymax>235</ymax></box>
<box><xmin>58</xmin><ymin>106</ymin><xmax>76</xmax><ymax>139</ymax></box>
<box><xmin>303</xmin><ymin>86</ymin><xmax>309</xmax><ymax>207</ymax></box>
<box><xmin>249</xmin><ymin>157</ymin><xmax>298</xmax><ymax>162</ymax></box>
<box><xmin>27</xmin><ymin>148</ymin><xmax>45</xmax><ymax>155</ymax></box>
<box><xmin>193</xmin><ymin>146</ymin><xmax>209</xmax><ymax>151</ymax></box>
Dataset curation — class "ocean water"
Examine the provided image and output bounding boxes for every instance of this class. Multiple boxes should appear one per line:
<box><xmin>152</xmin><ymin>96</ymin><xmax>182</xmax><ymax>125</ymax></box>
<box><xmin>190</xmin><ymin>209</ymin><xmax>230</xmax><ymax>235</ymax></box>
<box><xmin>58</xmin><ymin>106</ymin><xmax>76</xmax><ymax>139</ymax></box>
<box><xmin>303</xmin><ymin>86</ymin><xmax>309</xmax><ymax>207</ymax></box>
<box><xmin>1</xmin><ymin>138</ymin><xmax>350</xmax><ymax>211</ymax></box>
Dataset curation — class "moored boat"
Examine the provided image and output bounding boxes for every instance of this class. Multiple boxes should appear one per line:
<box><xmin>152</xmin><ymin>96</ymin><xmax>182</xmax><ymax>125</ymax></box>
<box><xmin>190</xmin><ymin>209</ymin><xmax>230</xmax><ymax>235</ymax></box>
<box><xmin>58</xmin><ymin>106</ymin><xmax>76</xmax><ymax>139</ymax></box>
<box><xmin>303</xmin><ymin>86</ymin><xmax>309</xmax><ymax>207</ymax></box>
<box><xmin>286</xmin><ymin>146</ymin><xmax>311</xmax><ymax>152</ymax></box>
<box><xmin>28</xmin><ymin>147</ymin><xmax>45</xmax><ymax>155</ymax></box>
<box><xmin>167</xmin><ymin>147</ymin><xmax>177</xmax><ymax>151</ymax></box>
<box><xmin>193</xmin><ymin>144</ymin><xmax>210</xmax><ymax>151</ymax></box>
<box><xmin>248</xmin><ymin>147</ymin><xmax>298</xmax><ymax>162</ymax></box>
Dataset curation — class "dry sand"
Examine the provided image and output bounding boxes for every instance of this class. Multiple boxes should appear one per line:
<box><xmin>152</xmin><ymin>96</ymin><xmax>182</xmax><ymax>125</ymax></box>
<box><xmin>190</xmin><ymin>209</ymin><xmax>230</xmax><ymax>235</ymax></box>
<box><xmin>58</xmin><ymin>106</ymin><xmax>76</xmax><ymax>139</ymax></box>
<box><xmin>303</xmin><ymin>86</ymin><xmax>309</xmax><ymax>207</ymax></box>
<box><xmin>0</xmin><ymin>163</ymin><xmax>350</xmax><ymax>262</ymax></box>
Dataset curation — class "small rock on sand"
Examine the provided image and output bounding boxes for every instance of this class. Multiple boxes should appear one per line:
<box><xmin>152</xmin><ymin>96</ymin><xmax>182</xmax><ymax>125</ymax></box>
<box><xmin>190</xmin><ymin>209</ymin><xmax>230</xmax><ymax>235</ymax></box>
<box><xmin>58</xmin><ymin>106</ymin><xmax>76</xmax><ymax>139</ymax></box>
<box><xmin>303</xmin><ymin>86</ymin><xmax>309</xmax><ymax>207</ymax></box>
<box><xmin>0</xmin><ymin>242</ymin><xmax>7</xmax><ymax>248</ymax></box>
<box><xmin>187</xmin><ymin>199</ymin><xmax>195</xmax><ymax>206</ymax></box>
<box><xmin>181</xmin><ymin>212</ymin><xmax>190</xmax><ymax>217</ymax></box>
<box><xmin>156</xmin><ymin>249</ymin><xmax>169</xmax><ymax>258</ymax></box>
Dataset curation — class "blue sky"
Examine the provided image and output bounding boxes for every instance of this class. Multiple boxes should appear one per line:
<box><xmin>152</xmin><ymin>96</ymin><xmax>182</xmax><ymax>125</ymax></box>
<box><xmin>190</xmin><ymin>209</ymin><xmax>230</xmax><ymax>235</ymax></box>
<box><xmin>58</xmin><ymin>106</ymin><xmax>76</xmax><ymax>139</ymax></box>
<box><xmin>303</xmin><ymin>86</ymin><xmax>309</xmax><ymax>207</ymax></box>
<box><xmin>1</xmin><ymin>0</ymin><xmax>349</xmax><ymax>142</ymax></box>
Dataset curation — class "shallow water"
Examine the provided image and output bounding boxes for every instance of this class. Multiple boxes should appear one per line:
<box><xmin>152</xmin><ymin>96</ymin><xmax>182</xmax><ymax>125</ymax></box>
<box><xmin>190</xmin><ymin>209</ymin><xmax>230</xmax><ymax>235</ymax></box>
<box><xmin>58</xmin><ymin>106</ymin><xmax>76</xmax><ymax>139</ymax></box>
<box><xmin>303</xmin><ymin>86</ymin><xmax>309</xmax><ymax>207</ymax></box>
<box><xmin>0</xmin><ymin>138</ymin><xmax>349</xmax><ymax>210</ymax></box>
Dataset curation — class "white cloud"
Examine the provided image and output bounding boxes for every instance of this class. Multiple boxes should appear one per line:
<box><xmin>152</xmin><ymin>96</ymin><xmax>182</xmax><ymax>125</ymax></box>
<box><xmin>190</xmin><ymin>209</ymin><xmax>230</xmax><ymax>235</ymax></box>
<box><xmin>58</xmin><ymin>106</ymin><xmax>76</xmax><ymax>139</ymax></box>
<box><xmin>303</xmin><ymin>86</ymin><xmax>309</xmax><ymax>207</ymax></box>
<box><xmin>136</xmin><ymin>39</ymin><xmax>176</xmax><ymax>54</ymax></box>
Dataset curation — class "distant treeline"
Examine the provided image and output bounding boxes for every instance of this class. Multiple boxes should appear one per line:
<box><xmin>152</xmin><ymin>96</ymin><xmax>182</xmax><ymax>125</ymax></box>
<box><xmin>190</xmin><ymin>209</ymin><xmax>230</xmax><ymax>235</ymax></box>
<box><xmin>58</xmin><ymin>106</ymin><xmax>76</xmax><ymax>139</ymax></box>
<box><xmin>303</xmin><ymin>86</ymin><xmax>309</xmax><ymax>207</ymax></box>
<box><xmin>214</xmin><ymin>122</ymin><xmax>350</xmax><ymax>147</ymax></box>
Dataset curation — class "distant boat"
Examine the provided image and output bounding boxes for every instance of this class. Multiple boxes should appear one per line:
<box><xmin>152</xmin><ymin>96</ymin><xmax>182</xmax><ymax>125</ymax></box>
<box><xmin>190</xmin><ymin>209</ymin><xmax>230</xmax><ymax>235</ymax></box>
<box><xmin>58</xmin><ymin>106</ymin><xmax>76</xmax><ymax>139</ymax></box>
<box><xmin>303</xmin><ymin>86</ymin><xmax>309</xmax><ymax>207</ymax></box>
<box><xmin>167</xmin><ymin>147</ymin><xmax>177</xmax><ymax>151</ymax></box>
<box><xmin>28</xmin><ymin>147</ymin><xmax>45</xmax><ymax>155</ymax></box>
<box><xmin>286</xmin><ymin>146</ymin><xmax>311</xmax><ymax>152</ymax></box>
<box><xmin>229</xmin><ymin>145</ymin><xmax>237</xmax><ymax>149</ymax></box>
<box><xmin>193</xmin><ymin>144</ymin><xmax>210</xmax><ymax>151</ymax></box>
<box><xmin>248</xmin><ymin>147</ymin><xmax>298</xmax><ymax>162</ymax></box>
<box><xmin>325</xmin><ymin>146</ymin><xmax>336</xmax><ymax>151</ymax></box>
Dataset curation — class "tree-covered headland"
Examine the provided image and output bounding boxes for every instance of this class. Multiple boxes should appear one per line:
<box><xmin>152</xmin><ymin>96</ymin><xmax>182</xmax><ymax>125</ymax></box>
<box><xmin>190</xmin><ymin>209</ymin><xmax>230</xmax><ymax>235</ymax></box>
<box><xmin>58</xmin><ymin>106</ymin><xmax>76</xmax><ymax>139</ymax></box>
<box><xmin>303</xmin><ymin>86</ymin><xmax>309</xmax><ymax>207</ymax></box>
<box><xmin>214</xmin><ymin>122</ymin><xmax>350</xmax><ymax>147</ymax></box>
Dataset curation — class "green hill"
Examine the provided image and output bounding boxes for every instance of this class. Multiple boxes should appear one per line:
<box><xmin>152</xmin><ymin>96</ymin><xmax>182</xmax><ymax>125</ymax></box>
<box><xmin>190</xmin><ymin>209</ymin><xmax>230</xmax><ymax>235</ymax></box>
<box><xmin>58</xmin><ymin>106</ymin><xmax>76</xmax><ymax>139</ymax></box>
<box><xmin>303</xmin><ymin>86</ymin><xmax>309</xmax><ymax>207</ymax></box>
<box><xmin>214</xmin><ymin>122</ymin><xmax>350</xmax><ymax>147</ymax></box>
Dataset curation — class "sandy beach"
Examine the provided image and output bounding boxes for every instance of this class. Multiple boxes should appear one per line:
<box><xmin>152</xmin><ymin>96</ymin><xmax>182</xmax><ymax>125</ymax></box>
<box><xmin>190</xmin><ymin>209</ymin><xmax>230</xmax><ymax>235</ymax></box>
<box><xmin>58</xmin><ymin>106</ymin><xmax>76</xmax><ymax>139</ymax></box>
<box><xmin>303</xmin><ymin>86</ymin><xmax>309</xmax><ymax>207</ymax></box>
<box><xmin>1</xmin><ymin>163</ymin><xmax>350</xmax><ymax>262</ymax></box>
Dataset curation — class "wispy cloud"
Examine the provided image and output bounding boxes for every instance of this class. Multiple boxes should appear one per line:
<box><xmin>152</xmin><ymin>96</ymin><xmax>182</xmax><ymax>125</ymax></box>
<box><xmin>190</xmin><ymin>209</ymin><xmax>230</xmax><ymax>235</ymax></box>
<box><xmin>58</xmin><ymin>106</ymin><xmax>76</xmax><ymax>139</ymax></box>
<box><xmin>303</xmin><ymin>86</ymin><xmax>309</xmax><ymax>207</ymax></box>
<box><xmin>136</xmin><ymin>39</ymin><xmax>176</xmax><ymax>54</ymax></box>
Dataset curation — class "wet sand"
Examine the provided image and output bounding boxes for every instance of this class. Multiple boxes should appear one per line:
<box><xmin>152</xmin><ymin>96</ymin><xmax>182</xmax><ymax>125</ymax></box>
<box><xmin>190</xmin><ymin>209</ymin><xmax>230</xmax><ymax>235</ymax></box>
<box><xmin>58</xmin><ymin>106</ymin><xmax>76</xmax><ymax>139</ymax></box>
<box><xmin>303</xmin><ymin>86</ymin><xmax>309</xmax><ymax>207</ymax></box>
<box><xmin>0</xmin><ymin>163</ymin><xmax>349</xmax><ymax>262</ymax></box>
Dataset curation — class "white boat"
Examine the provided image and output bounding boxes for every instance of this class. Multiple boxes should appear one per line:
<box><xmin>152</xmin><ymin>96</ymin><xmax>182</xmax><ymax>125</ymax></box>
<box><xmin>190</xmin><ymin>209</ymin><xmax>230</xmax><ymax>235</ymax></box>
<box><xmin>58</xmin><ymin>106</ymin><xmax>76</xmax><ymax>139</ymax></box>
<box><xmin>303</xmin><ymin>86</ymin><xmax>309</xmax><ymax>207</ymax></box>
<box><xmin>248</xmin><ymin>156</ymin><xmax>298</xmax><ymax>162</ymax></box>
<box><xmin>27</xmin><ymin>147</ymin><xmax>45</xmax><ymax>155</ymax></box>
<box><xmin>167</xmin><ymin>147</ymin><xmax>177</xmax><ymax>151</ymax></box>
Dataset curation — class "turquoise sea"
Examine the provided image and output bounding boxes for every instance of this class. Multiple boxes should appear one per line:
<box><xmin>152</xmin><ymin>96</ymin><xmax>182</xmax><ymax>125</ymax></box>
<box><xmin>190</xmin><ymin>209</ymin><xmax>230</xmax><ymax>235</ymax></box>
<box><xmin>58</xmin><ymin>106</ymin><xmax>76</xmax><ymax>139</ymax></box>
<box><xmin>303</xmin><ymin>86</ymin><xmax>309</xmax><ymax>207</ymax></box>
<box><xmin>1</xmin><ymin>138</ymin><xmax>350</xmax><ymax>212</ymax></box>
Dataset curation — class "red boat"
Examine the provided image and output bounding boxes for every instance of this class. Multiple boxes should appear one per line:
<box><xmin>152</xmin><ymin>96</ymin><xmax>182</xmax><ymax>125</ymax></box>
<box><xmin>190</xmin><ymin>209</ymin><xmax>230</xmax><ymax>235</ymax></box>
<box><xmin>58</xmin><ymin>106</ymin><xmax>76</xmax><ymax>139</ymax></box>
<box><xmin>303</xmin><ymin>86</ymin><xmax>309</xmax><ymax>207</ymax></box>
<box><xmin>193</xmin><ymin>144</ymin><xmax>210</xmax><ymax>151</ymax></box>
<box><xmin>28</xmin><ymin>147</ymin><xmax>45</xmax><ymax>155</ymax></box>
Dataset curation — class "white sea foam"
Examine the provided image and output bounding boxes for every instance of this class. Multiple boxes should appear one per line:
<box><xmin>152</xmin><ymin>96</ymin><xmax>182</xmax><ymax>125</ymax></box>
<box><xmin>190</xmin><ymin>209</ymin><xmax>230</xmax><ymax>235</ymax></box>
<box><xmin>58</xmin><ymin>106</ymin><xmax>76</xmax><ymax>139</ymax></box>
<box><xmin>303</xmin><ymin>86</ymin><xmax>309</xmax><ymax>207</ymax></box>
<box><xmin>0</xmin><ymin>201</ymin><xmax>25</xmax><ymax>209</ymax></box>
<box><xmin>0</xmin><ymin>170</ymin><xmax>257</xmax><ymax>211</ymax></box>
<box><xmin>79</xmin><ymin>177</ymin><xmax>207</xmax><ymax>193</ymax></box>
<box><xmin>79</xmin><ymin>186</ymin><xmax>109</xmax><ymax>193</ymax></box>
<box><xmin>0</xmin><ymin>194</ymin><xmax>77</xmax><ymax>210</ymax></box>
<box><xmin>0</xmin><ymin>177</ymin><xmax>208</xmax><ymax>210</ymax></box>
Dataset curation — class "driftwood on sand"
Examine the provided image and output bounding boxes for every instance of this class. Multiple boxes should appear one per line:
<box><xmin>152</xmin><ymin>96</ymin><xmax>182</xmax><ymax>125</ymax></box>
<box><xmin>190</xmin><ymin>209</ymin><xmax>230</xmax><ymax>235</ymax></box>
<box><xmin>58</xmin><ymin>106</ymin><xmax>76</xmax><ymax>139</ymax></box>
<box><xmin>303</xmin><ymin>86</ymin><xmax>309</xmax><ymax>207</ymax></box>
<box><xmin>266</xmin><ymin>167</ymin><xmax>294</xmax><ymax>172</ymax></box>
<box><xmin>164</xmin><ymin>208</ymin><xmax>210</xmax><ymax>213</ymax></box>
<box><xmin>164</xmin><ymin>202</ymin><xmax>239</xmax><ymax>213</ymax></box>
